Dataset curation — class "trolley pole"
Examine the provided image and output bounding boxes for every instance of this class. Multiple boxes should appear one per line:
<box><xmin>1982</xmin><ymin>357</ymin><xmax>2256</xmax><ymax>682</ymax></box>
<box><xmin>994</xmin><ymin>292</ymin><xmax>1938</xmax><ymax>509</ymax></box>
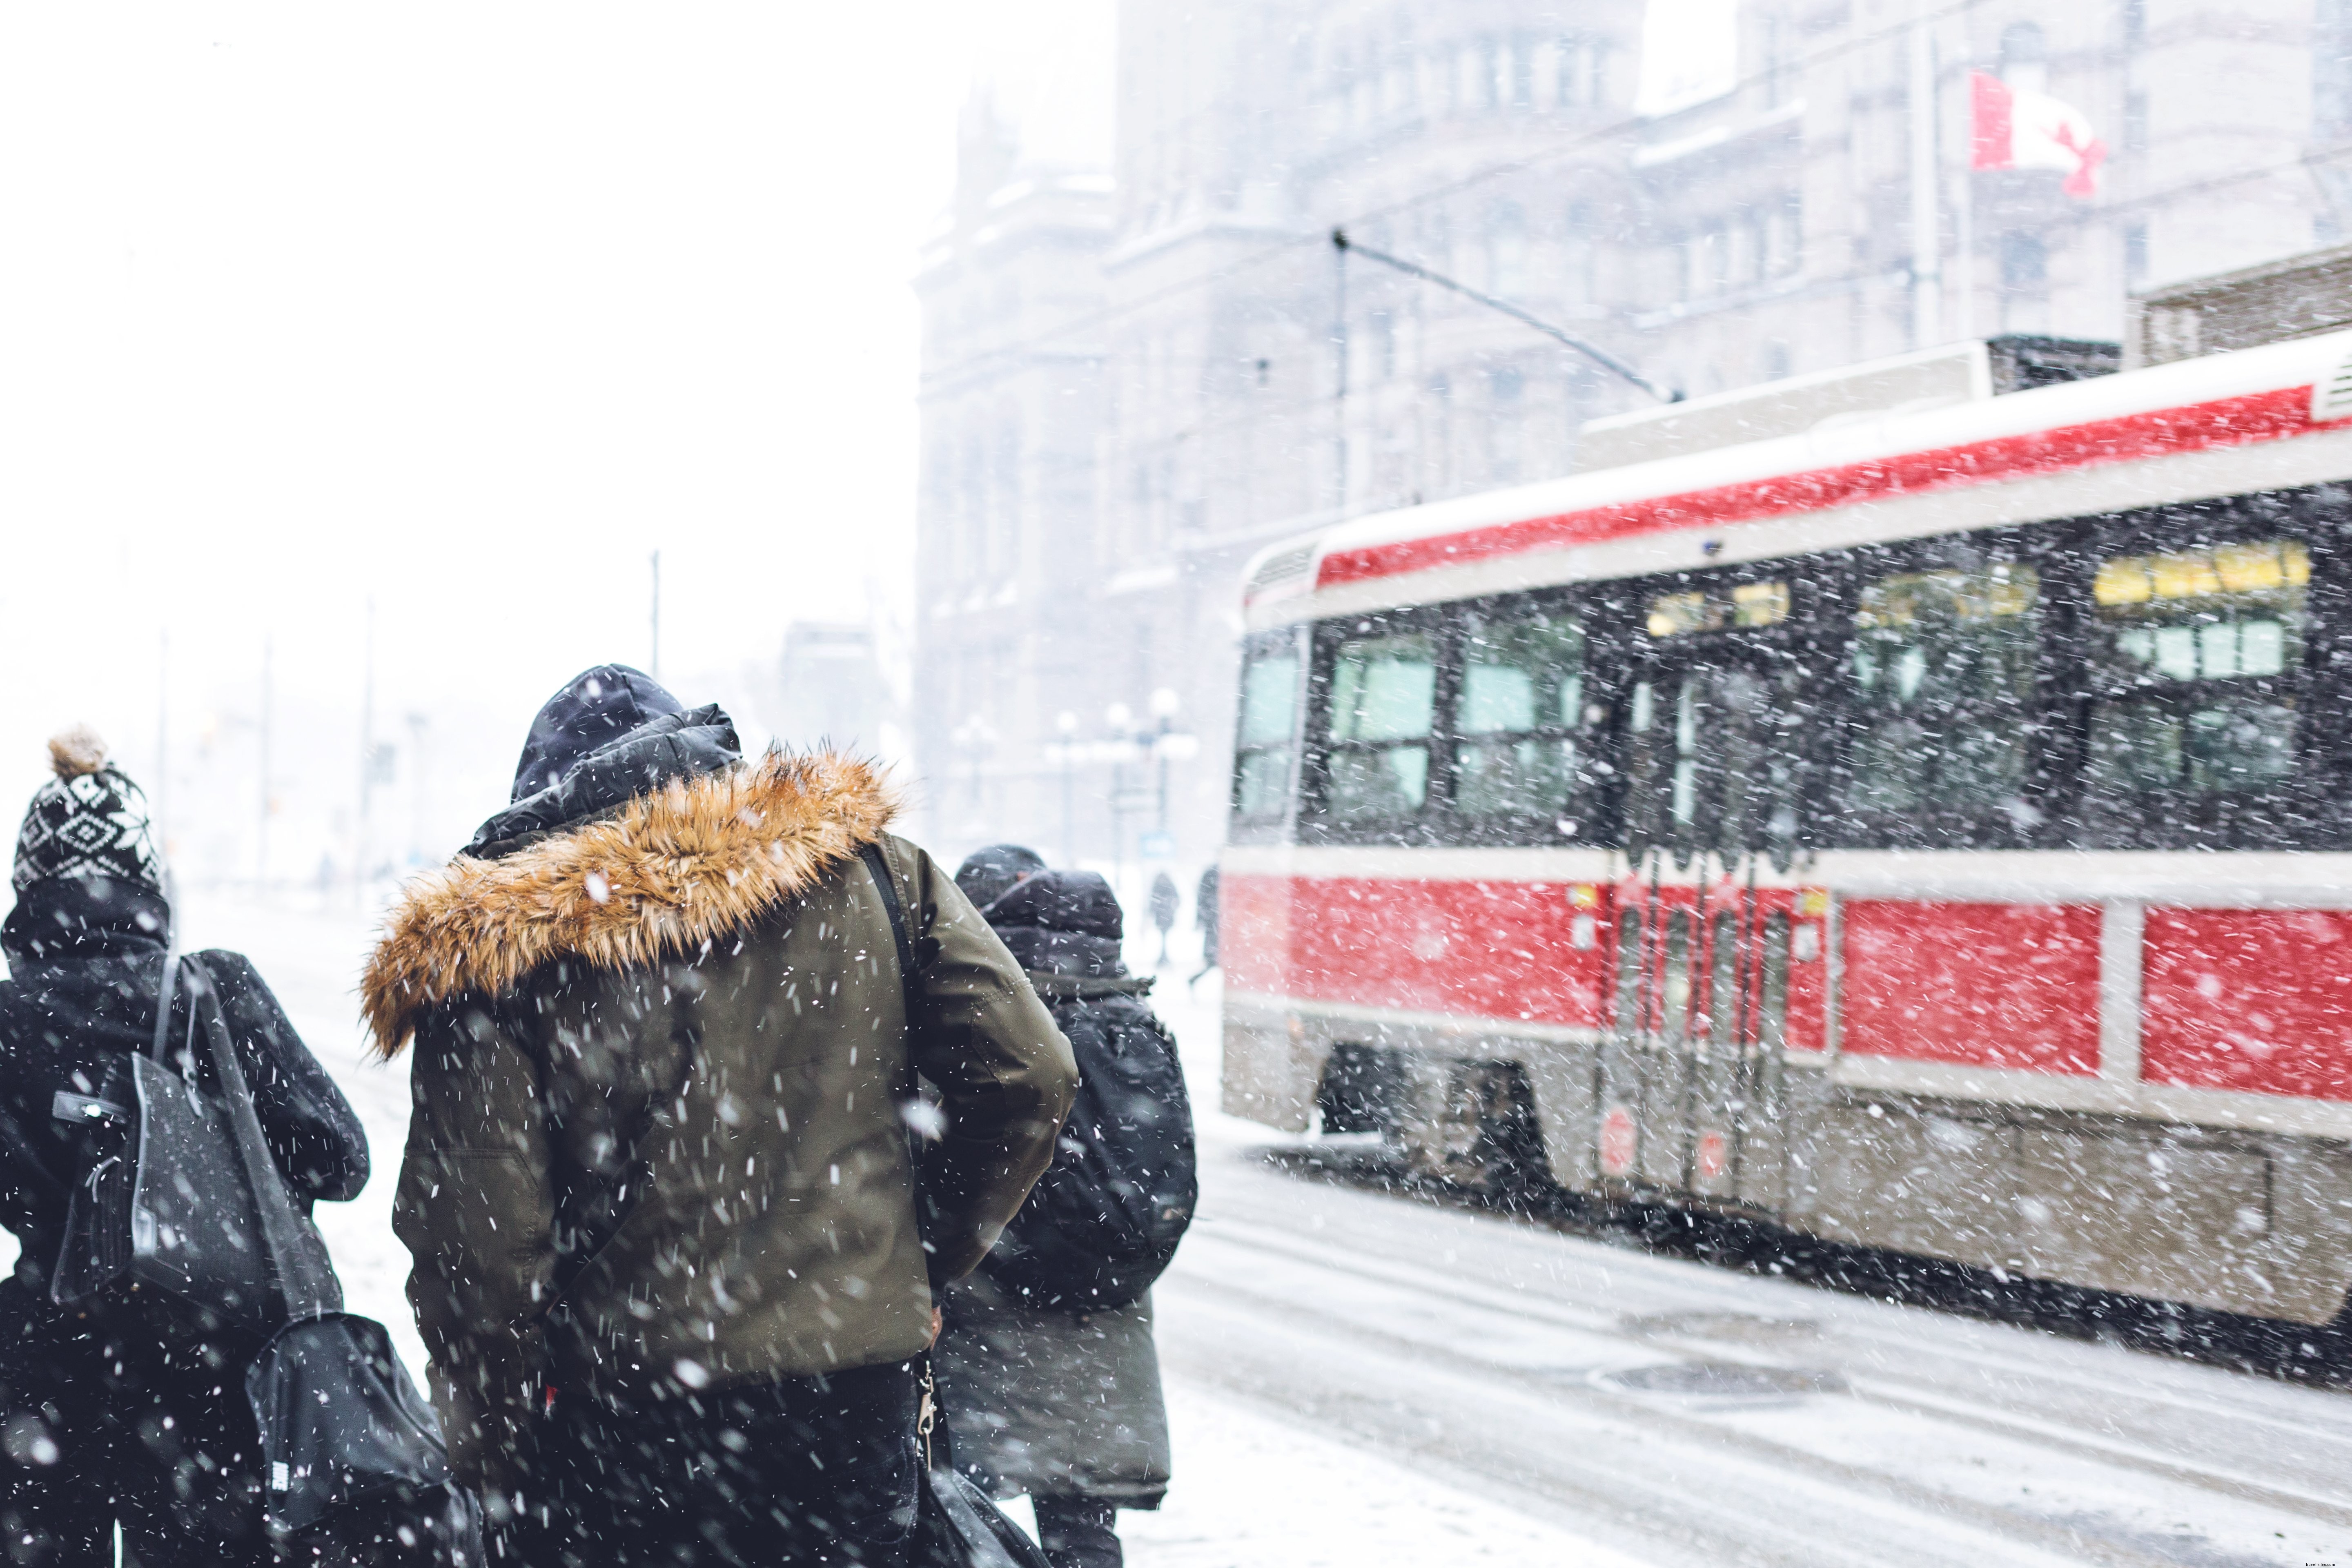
<box><xmin>1332</xmin><ymin>230</ymin><xmax>1682</xmax><ymax>405</ymax></box>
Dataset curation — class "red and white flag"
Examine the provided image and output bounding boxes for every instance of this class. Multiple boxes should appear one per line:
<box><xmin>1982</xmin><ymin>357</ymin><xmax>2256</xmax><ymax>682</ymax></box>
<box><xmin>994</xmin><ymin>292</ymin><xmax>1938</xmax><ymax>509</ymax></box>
<box><xmin>1971</xmin><ymin>70</ymin><xmax>2106</xmax><ymax>199</ymax></box>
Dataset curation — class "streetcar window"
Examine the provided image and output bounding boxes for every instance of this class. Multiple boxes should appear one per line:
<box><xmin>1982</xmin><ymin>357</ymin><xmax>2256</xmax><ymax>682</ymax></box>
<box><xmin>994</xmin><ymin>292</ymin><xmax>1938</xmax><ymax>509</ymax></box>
<box><xmin>1240</xmin><ymin>650</ymin><xmax>1301</xmax><ymax>744</ymax></box>
<box><xmin>2085</xmin><ymin>539</ymin><xmax>2308</xmax><ymax>803</ymax></box>
<box><xmin>1453</xmin><ymin>614</ymin><xmax>1586</xmax><ymax>820</ymax></box>
<box><xmin>1232</xmin><ymin>640</ymin><xmax>1303</xmax><ymax>822</ymax></box>
<box><xmin>1842</xmin><ymin>563</ymin><xmax>2041</xmax><ymax>837</ymax></box>
<box><xmin>1321</xmin><ymin>630</ymin><xmax>1437</xmax><ymax>820</ymax></box>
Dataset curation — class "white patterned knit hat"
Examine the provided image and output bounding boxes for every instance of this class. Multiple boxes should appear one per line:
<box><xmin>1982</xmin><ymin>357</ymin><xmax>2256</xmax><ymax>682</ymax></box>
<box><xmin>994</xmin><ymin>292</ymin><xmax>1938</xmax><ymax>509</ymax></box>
<box><xmin>12</xmin><ymin>728</ymin><xmax>165</xmax><ymax>895</ymax></box>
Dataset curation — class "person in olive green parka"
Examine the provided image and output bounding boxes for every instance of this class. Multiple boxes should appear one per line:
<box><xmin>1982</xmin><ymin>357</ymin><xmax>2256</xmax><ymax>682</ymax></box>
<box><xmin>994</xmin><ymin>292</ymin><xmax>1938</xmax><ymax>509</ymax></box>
<box><xmin>364</xmin><ymin>666</ymin><xmax>1076</xmax><ymax>1567</ymax></box>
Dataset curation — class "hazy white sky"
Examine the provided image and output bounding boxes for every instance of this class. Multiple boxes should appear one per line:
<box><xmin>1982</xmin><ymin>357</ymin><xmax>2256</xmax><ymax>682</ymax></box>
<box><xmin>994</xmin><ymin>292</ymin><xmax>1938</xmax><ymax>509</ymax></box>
<box><xmin>0</xmin><ymin>2</ymin><xmax>1111</xmax><ymax>856</ymax></box>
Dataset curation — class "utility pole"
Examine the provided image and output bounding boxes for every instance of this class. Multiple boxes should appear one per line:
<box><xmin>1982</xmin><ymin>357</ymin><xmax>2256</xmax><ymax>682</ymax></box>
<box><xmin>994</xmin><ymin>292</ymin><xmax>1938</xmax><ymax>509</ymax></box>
<box><xmin>1331</xmin><ymin>234</ymin><xmax>1350</xmax><ymax>515</ymax></box>
<box><xmin>1909</xmin><ymin>0</ymin><xmax>1942</xmax><ymax>348</ymax></box>
<box><xmin>357</xmin><ymin>597</ymin><xmax>376</xmax><ymax>902</ymax></box>
<box><xmin>154</xmin><ymin>630</ymin><xmax>169</xmax><ymax>856</ymax></box>
<box><xmin>407</xmin><ymin>712</ymin><xmax>430</xmax><ymax>867</ymax></box>
<box><xmin>257</xmin><ymin>634</ymin><xmax>272</xmax><ymax>885</ymax></box>
<box><xmin>650</xmin><ymin>550</ymin><xmax>662</xmax><ymax>680</ymax></box>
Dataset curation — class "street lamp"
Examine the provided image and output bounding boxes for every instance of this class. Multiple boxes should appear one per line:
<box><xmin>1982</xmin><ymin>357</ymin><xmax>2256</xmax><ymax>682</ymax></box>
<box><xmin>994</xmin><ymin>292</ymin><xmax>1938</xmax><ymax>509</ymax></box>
<box><xmin>1055</xmin><ymin>710</ymin><xmax>1078</xmax><ymax>866</ymax></box>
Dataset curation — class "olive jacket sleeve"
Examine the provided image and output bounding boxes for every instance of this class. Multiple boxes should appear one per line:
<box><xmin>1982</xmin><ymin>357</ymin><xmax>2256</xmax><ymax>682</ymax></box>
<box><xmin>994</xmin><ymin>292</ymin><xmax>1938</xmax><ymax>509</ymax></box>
<box><xmin>885</xmin><ymin>838</ymin><xmax>1078</xmax><ymax>1286</ymax></box>
<box><xmin>392</xmin><ymin>997</ymin><xmax>557</xmax><ymax>1499</ymax></box>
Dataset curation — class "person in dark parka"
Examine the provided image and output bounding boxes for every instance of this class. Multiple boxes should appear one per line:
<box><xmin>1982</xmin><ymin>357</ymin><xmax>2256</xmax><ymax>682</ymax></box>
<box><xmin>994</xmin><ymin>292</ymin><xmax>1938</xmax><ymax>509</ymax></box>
<box><xmin>937</xmin><ymin>853</ymin><xmax>1178</xmax><ymax>1568</ymax></box>
<box><xmin>375</xmin><ymin>669</ymin><xmax>1076</xmax><ymax>1568</ymax></box>
<box><xmin>0</xmin><ymin>729</ymin><xmax>370</xmax><ymax>1568</ymax></box>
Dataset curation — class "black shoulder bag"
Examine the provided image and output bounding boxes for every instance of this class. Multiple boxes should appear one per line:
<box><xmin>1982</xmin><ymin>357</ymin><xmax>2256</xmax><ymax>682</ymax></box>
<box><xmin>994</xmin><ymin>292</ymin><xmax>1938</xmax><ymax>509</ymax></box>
<box><xmin>53</xmin><ymin>953</ymin><xmax>481</xmax><ymax>1566</ymax></box>
<box><xmin>49</xmin><ymin>951</ymin><xmax>279</xmax><ymax>1334</ymax></box>
<box><xmin>858</xmin><ymin>844</ymin><xmax>1054</xmax><ymax>1568</ymax></box>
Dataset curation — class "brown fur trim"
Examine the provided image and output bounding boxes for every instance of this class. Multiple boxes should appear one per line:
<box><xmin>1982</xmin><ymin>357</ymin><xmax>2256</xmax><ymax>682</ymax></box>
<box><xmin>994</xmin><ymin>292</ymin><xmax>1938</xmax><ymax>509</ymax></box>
<box><xmin>360</xmin><ymin>750</ymin><xmax>898</xmax><ymax>1057</ymax></box>
<box><xmin>47</xmin><ymin>726</ymin><xmax>108</xmax><ymax>779</ymax></box>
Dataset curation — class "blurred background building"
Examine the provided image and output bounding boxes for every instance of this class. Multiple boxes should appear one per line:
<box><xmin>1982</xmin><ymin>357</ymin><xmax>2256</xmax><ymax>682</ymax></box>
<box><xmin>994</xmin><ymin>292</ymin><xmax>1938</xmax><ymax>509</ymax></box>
<box><xmin>916</xmin><ymin>0</ymin><xmax>2352</xmax><ymax>872</ymax></box>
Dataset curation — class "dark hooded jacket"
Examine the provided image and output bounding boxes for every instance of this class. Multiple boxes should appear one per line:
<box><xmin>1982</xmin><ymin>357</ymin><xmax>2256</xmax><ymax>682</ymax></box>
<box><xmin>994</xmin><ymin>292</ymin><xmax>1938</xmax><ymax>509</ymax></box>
<box><xmin>0</xmin><ymin>873</ymin><xmax>369</xmax><ymax>1272</ymax></box>
<box><xmin>936</xmin><ymin>869</ymin><xmax>1179</xmax><ymax>1506</ymax></box>
<box><xmin>376</xmin><ymin>671</ymin><xmax>1076</xmax><ymax>1493</ymax></box>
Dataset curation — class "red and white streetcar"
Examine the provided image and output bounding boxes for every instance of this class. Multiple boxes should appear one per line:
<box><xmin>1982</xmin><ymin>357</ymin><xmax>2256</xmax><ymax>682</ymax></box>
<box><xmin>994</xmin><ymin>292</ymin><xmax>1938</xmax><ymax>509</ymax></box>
<box><xmin>1219</xmin><ymin>326</ymin><xmax>2352</xmax><ymax>1325</ymax></box>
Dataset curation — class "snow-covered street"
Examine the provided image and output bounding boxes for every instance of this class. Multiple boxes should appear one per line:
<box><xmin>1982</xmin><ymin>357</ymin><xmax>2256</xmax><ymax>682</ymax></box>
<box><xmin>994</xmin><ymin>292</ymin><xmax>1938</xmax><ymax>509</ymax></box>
<box><xmin>119</xmin><ymin>887</ymin><xmax>2352</xmax><ymax>1566</ymax></box>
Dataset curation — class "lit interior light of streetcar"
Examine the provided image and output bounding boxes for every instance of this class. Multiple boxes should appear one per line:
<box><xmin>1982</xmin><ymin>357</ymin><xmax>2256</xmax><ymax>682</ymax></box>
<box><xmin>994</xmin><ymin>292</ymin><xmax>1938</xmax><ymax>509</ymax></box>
<box><xmin>1731</xmin><ymin>581</ymin><xmax>1790</xmax><ymax>627</ymax></box>
<box><xmin>1646</xmin><ymin>582</ymin><xmax>1787</xmax><ymax>637</ymax></box>
<box><xmin>2093</xmin><ymin>540</ymin><xmax>2310</xmax><ymax>608</ymax></box>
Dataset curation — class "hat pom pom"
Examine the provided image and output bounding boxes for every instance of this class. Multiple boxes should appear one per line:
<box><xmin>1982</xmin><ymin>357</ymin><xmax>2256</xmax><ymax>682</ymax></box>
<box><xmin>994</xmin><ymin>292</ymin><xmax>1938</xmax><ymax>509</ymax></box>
<box><xmin>47</xmin><ymin>726</ymin><xmax>108</xmax><ymax>780</ymax></box>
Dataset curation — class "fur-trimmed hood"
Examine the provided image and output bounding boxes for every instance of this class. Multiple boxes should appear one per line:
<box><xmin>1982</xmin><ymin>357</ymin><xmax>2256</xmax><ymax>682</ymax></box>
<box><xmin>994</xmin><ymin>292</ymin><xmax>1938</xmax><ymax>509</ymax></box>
<box><xmin>361</xmin><ymin>750</ymin><xmax>897</xmax><ymax>1056</ymax></box>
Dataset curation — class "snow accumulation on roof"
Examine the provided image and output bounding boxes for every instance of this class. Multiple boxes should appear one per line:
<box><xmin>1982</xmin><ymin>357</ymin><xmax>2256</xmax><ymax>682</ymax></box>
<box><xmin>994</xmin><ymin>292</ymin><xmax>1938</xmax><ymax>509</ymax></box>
<box><xmin>1242</xmin><ymin>327</ymin><xmax>2352</xmax><ymax>617</ymax></box>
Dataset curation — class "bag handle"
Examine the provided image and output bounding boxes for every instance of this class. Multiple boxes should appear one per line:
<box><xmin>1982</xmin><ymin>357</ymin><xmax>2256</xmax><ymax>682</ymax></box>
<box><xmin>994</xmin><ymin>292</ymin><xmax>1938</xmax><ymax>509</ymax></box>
<box><xmin>150</xmin><ymin>950</ymin><xmax>180</xmax><ymax>1067</ymax></box>
<box><xmin>181</xmin><ymin>957</ymin><xmax>343</xmax><ymax>1319</ymax></box>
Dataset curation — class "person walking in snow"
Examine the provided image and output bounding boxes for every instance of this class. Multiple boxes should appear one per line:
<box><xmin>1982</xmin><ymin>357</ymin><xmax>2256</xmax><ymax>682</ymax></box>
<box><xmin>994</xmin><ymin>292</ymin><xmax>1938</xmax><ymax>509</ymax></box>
<box><xmin>369</xmin><ymin>667</ymin><xmax>1076</xmax><ymax>1567</ymax></box>
<box><xmin>936</xmin><ymin>850</ymin><xmax>1192</xmax><ymax>1568</ymax></box>
<box><xmin>0</xmin><ymin>730</ymin><xmax>370</xmax><ymax>1566</ymax></box>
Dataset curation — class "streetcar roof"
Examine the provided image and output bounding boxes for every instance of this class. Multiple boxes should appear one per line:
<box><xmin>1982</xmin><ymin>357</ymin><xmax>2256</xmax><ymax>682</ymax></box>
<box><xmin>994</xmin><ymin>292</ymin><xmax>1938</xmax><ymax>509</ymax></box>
<box><xmin>1243</xmin><ymin>327</ymin><xmax>2352</xmax><ymax>629</ymax></box>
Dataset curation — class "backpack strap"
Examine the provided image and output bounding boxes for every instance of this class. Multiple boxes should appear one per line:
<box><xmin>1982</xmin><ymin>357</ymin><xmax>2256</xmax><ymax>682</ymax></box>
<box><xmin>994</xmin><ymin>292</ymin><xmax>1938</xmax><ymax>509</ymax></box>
<box><xmin>859</xmin><ymin>842</ymin><xmax>917</xmax><ymax>1011</ymax></box>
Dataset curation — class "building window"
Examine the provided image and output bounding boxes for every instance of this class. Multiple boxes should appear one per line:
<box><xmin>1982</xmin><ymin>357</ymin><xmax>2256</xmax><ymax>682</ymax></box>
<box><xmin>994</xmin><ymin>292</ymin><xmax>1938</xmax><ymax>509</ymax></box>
<box><xmin>2000</xmin><ymin>231</ymin><xmax>2048</xmax><ymax>291</ymax></box>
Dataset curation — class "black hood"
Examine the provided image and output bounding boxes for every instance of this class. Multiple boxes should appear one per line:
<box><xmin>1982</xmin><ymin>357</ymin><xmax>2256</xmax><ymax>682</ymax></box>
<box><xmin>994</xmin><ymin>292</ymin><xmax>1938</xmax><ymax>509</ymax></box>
<box><xmin>982</xmin><ymin>870</ymin><xmax>1128</xmax><ymax>981</ymax></box>
<box><xmin>466</xmin><ymin>667</ymin><xmax>741</xmax><ymax>860</ymax></box>
<box><xmin>984</xmin><ymin>871</ymin><xmax>1123</xmax><ymax>939</ymax></box>
<box><xmin>954</xmin><ymin>844</ymin><xmax>1046</xmax><ymax>911</ymax></box>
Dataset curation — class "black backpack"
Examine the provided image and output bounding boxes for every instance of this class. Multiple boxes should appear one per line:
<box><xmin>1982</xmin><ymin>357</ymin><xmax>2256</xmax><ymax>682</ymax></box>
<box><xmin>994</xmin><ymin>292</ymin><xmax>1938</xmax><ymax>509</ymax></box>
<box><xmin>978</xmin><ymin>980</ymin><xmax>1196</xmax><ymax>1312</ymax></box>
<box><xmin>859</xmin><ymin>849</ymin><xmax>1197</xmax><ymax>1314</ymax></box>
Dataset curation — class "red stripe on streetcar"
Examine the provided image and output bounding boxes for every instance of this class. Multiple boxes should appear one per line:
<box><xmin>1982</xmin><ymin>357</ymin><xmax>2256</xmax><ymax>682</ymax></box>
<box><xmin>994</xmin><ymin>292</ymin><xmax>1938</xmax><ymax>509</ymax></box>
<box><xmin>1315</xmin><ymin>385</ymin><xmax>2320</xmax><ymax>589</ymax></box>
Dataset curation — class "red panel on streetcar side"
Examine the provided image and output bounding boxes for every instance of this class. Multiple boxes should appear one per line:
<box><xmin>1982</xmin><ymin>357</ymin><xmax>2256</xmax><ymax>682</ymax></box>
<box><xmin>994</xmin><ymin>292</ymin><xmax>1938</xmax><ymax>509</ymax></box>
<box><xmin>1274</xmin><ymin>875</ymin><xmax>1610</xmax><ymax>1027</ymax></box>
<box><xmin>1840</xmin><ymin>901</ymin><xmax>2103</xmax><ymax>1075</ymax></box>
<box><xmin>1221</xmin><ymin>873</ymin><xmax>1296</xmax><ymax>996</ymax></box>
<box><xmin>2140</xmin><ymin>908</ymin><xmax>2352</xmax><ymax>1101</ymax></box>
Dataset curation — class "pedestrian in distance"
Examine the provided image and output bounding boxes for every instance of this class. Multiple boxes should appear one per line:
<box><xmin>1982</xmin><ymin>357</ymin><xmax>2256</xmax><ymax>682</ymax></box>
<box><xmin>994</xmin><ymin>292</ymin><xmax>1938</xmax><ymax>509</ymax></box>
<box><xmin>367</xmin><ymin>666</ymin><xmax>1077</xmax><ymax>1568</ymax></box>
<box><xmin>0</xmin><ymin>729</ymin><xmax>371</xmax><ymax>1567</ymax></box>
<box><xmin>1187</xmin><ymin>865</ymin><xmax>1218</xmax><ymax>989</ymax></box>
<box><xmin>1145</xmin><ymin>871</ymin><xmax>1178</xmax><ymax>971</ymax></box>
<box><xmin>937</xmin><ymin>851</ymin><xmax>1196</xmax><ymax>1568</ymax></box>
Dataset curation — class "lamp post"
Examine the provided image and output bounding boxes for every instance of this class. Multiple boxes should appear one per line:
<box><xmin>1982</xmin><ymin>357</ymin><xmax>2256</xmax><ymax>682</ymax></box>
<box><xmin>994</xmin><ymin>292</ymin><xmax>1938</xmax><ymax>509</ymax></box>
<box><xmin>1149</xmin><ymin>687</ymin><xmax>1182</xmax><ymax>835</ymax></box>
<box><xmin>1105</xmin><ymin>702</ymin><xmax>1133</xmax><ymax>887</ymax></box>
<box><xmin>1055</xmin><ymin>710</ymin><xmax>1078</xmax><ymax>867</ymax></box>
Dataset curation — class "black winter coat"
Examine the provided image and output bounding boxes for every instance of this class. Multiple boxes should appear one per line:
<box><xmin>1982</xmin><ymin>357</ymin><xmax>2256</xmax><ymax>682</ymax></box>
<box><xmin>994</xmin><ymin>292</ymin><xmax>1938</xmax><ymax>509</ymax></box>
<box><xmin>0</xmin><ymin>875</ymin><xmax>370</xmax><ymax>1269</ymax></box>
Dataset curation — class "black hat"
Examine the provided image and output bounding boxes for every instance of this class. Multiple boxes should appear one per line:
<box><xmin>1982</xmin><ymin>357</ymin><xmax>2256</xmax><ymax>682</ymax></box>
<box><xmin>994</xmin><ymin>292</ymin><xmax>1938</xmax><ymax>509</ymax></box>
<box><xmin>13</xmin><ymin>728</ymin><xmax>164</xmax><ymax>896</ymax></box>
<box><xmin>982</xmin><ymin>870</ymin><xmax>1123</xmax><ymax>940</ymax></box>
<box><xmin>954</xmin><ymin>844</ymin><xmax>1046</xmax><ymax>910</ymax></box>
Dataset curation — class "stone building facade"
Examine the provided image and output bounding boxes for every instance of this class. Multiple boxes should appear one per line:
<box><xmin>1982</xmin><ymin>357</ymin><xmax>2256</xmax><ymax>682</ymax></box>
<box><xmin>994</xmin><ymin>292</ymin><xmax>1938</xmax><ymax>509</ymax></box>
<box><xmin>914</xmin><ymin>0</ymin><xmax>2350</xmax><ymax>871</ymax></box>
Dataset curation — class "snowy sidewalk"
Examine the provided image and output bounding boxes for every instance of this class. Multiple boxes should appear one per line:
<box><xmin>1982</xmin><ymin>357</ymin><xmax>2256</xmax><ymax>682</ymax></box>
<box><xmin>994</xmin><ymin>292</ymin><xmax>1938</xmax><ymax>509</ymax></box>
<box><xmin>130</xmin><ymin>886</ymin><xmax>1654</xmax><ymax>1565</ymax></box>
<box><xmin>1118</xmin><ymin>1380</ymin><xmax>1653</xmax><ymax>1568</ymax></box>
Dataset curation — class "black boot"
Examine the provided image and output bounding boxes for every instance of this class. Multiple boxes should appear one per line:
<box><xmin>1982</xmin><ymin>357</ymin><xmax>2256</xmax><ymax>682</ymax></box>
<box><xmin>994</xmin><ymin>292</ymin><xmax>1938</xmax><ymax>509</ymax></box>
<box><xmin>1033</xmin><ymin>1494</ymin><xmax>1120</xmax><ymax>1568</ymax></box>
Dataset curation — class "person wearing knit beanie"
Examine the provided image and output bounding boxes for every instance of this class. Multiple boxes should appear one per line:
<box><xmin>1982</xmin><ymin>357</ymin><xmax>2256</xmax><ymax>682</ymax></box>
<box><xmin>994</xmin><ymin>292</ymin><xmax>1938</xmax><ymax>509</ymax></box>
<box><xmin>11</xmin><ymin>726</ymin><xmax>165</xmax><ymax>896</ymax></box>
<box><xmin>0</xmin><ymin>728</ymin><xmax>369</xmax><ymax>1564</ymax></box>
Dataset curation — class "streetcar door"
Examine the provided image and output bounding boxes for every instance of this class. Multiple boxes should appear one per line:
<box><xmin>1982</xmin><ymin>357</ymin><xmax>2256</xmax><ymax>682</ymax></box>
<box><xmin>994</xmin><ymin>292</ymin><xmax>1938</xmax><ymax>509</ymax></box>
<box><xmin>1617</xmin><ymin>579</ymin><xmax>1811</xmax><ymax>1199</ymax></box>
